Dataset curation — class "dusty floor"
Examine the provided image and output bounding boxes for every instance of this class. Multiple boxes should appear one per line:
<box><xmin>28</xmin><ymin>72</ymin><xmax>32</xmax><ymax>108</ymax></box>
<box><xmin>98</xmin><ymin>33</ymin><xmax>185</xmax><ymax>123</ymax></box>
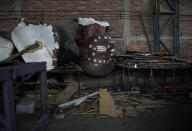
<box><xmin>16</xmin><ymin>104</ymin><xmax>192</xmax><ymax>131</ymax></box>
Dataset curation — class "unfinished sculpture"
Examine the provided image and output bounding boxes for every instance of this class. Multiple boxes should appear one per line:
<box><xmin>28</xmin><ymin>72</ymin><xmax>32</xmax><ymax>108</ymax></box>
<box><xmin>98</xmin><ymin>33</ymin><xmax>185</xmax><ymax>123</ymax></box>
<box><xmin>11</xmin><ymin>20</ymin><xmax>59</xmax><ymax>70</ymax></box>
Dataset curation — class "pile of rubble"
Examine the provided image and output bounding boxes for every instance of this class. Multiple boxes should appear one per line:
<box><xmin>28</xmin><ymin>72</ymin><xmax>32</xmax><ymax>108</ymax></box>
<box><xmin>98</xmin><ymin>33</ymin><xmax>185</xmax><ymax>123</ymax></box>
<box><xmin>52</xmin><ymin>88</ymin><xmax>175</xmax><ymax>118</ymax></box>
<box><xmin>22</xmin><ymin>83</ymin><xmax>174</xmax><ymax>119</ymax></box>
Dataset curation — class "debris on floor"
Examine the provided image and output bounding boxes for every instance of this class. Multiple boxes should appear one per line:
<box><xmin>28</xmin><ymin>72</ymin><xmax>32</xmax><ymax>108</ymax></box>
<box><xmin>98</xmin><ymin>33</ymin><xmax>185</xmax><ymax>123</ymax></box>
<box><xmin>16</xmin><ymin>101</ymin><xmax>35</xmax><ymax>114</ymax></box>
<box><xmin>111</xmin><ymin>91</ymin><xmax>174</xmax><ymax>118</ymax></box>
<box><xmin>19</xmin><ymin>83</ymin><xmax>175</xmax><ymax>119</ymax></box>
<box><xmin>47</xmin><ymin>87</ymin><xmax>175</xmax><ymax>118</ymax></box>
<box><xmin>58</xmin><ymin>91</ymin><xmax>98</xmax><ymax>109</ymax></box>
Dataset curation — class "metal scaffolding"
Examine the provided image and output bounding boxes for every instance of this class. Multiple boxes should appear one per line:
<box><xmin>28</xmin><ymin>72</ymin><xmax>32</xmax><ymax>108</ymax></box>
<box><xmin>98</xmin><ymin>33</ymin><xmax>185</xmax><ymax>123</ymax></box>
<box><xmin>0</xmin><ymin>62</ymin><xmax>49</xmax><ymax>131</ymax></box>
<box><xmin>154</xmin><ymin>0</ymin><xmax>180</xmax><ymax>57</ymax></box>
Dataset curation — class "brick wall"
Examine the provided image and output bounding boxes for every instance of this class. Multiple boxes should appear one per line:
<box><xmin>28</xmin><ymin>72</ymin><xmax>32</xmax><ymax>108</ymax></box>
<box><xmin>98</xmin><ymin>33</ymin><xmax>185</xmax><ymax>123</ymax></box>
<box><xmin>0</xmin><ymin>0</ymin><xmax>191</xmax><ymax>60</ymax></box>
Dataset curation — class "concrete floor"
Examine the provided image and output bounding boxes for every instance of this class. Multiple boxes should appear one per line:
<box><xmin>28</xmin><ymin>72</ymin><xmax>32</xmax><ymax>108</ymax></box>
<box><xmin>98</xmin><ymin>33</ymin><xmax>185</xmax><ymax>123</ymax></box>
<box><xmin>45</xmin><ymin>104</ymin><xmax>192</xmax><ymax>131</ymax></box>
<box><xmin>17</xmin><ymin>104</ymin><xmax>192</xmax><ymax>131</ymax></box>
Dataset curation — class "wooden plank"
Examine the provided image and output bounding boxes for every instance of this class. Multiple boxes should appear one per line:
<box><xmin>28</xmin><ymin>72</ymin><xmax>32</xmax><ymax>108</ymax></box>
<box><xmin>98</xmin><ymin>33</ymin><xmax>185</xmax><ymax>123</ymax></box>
<box><xmin>49</xmin><ymin>81</ymin><xmax>78</xmax><ymax>105</ymax></box>
<box><xmin>99</xmin><ymin>89</ymin><xmax>120</xmax><ymax>117</ymax></box>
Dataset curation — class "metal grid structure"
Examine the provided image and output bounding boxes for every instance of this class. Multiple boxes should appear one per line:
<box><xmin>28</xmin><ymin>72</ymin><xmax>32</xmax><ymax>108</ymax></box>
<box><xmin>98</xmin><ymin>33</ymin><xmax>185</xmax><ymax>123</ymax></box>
<box><xmin>115</xmin><ymin>52</ymin><xmax>192</xmax><ymax>94</ymax></box>
<box><xmin>0</xmin><ymin>62</ymin><xmax>49</xmax><ymax>131</ymax></box>
<box><xmin>154</xmin><ymin>0</ymin><xmax>180</xmax><ymax>57</ymax></box>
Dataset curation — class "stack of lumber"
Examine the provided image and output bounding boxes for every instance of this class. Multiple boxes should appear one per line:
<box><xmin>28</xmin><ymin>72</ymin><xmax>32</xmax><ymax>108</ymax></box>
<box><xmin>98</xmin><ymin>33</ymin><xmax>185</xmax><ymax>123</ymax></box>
<box><xmin>115</xmin><ymin>52</ymin><xmax>192</xmax><ymax>69</ymax></box>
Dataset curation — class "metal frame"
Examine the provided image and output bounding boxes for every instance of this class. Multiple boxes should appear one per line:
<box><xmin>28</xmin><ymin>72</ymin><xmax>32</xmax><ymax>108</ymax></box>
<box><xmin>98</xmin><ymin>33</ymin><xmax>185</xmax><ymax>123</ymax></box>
<box><xmin>122</xmin><ymin>65</ymin><xmax>130</xmax><ymax>91</ymax></box>
<box><xmin>154</xmin><ymin>0</ymin><xmax>180</xmax><ymax>57</ymax></box>
<box><xmin>121</xmin><ymin>67</ymin><xmax>189</xmax><ymax>95</ymax></box>
<box><xmin>139</xmin><ymin>14</ymin><xmax>152</xmax><ymax>53</ymax></box>
<box><xmin>0</xmin><ymin>62</ymin><xmax>49</xmax><ymax>131</ymax></box>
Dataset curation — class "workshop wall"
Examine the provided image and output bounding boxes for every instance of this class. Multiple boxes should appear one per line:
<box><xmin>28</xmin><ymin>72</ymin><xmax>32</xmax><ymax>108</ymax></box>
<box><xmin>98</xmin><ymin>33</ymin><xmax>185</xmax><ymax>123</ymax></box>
<box><xmin>0</xmin><ymin>0</ymin><xmax>124</xmax><ymax>50</ymax></box>
<box><xmin>0</xmin><ymin>0</ymin><xmax>191</xmax><ymax>88</ymax></box>
<box><xmin>0</xmin><ymin>0</ymin><xmax>191</xmax><ymax>60</ymax></box>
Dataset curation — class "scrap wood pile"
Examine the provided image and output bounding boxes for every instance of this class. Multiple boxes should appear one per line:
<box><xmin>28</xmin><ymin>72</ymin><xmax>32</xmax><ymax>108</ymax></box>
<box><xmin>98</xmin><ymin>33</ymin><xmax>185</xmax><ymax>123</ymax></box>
<box><xmin>53</xmin><ymin>88</ymin><xmax>174</xmax><ymax>118</ymax></box>
<box><xmin>115</xmin><ymin>51</ymin><xmax>192</xmax><ymax>69</ymax></box>
<box><xmin>110</xmin><ymin>91</ymin><xmax>174</xmax><ymax>118</ymax></box>
<box><xmin>17</xmin><ymin>81</ymin><xmax>175</xmax><ymax>118</ymax></box>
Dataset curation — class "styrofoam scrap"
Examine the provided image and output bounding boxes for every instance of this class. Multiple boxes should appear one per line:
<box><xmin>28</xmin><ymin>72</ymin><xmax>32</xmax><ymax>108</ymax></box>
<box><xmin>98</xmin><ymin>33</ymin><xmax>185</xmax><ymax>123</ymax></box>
<box><xmin>0</xmin><ymin>36</ymin><xmax>13</xmax><ymax>61</ymax></box>
<box><xmin>78</xmin><ymin>17</ymin><xmax>110</xmax><ymax>27</ymax></box>
<box><xmin>11</xmin><ymin>19</ymin><xmax>59</xmax><ymax>70</ymax></box>
<box><xmin>58</xmin><ymin>91</ymin><xmax>98</xmax><ymax>109</ymax></box>
<box><xmin>16</xmin><ymin>101</ymin><xmax>35</xmax><ymax>114</ymax></box>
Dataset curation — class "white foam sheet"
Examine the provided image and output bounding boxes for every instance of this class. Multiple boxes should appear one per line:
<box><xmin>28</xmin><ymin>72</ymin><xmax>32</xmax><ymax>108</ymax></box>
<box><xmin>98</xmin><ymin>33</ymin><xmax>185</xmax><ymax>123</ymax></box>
<box><xmin>11</xmin><ymin>21</ymin><xmax>59</xmax><ymax>70</ymax></box>
<box><xmin>0</xmin><ymin>36</ymin><xmax>13</xmax><ymax>61</ymax></box>
<box><xmin>78</xmin><ymin>17</ymin><xmax>110</xmax><ymax>27</ymax></box>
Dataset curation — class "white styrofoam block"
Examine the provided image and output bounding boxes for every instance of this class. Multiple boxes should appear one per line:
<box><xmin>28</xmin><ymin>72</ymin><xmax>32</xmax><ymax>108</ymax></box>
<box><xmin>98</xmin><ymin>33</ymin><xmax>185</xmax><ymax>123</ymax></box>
<box><xmin>78</xmin><ymin>17</ymin><xmax>110</xmax><ymax>27</ymax></box>
<box><xmin>16</xmin><ymin>101</ymin><xmax>35</xmax><ymax>114</ymax></box>
<box><xmin>0</xmin><ymin>36</ymin><xmax>13</xmax><ymax>61</ymax></box>
<box><xmin>11</xmin><ymin>20</ymin><xmax>59</xmax><ymax>70</ymax></box>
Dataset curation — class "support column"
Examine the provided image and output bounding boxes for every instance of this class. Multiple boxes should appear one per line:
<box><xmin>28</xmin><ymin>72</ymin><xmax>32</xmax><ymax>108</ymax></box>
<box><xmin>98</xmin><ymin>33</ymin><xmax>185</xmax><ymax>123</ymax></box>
<box><xmin>39</xmin><ymin>69</ymin><xmax>49</xmax><ymax>114</ymax></box>
<box><xmin>15</xmin><ymin>0</ymin><xmax>22</xmax><ymax>23</ymax></box>
<box><xmin>173</xmin><ymin>0</ymin><xmax>180</xmax><ymax>57</ymax></box>
<box><xmin>124</xmin><ymin>0</ymin><xmax>131</xmax><ymax>51</ymax></box>
<box><xmin>3</xmin><ymin>80</ymin><xmax>16</xmax><ymax>131</ymax></box>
